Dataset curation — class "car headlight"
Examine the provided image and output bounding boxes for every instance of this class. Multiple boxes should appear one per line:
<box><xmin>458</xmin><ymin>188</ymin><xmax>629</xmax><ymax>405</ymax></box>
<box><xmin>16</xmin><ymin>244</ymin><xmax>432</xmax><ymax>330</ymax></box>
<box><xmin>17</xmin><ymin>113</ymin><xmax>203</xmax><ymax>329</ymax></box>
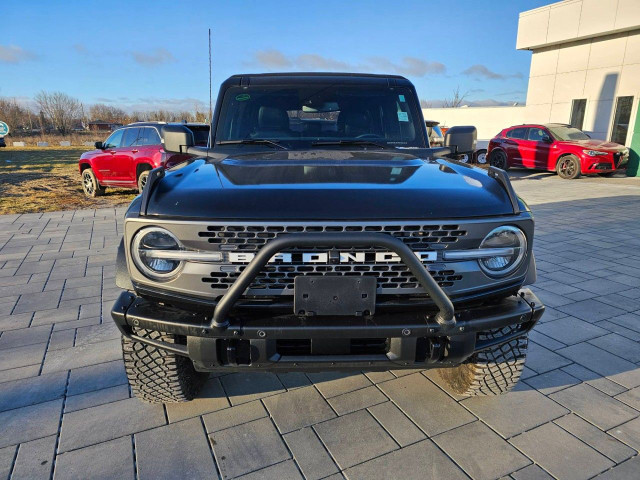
<box><xmin>478</xmin><ymin>226</ymin><xmax>527</xmax><ymax>277</ymax></box>
<box><xmin>132</xmin><ymin>227</ymin><xmax>183</xmax><ymax>280</ymax></box>
<box><xmin>582</xmin><ymin>149</ymin><xmax>608</xmax><ymax>157</ymax></box>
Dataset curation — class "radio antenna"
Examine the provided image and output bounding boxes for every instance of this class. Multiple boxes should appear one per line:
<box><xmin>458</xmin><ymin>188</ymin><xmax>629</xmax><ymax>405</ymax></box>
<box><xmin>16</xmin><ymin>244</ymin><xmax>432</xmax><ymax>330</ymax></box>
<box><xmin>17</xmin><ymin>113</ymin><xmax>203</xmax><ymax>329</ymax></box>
<box><xmin>208</xmin><ymin>28</ymin><xmax>213</xmax><ymax>150</ymax></box>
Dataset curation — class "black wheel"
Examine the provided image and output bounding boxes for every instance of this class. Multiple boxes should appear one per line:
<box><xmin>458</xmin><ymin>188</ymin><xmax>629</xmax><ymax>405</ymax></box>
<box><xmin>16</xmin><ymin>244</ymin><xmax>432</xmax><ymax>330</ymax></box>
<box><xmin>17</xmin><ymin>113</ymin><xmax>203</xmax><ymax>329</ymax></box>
<box><xmin>556</xmin><ymin>154</ymin><xmax>581</xmax><ymax>179</ymax></box>
<box><xmin>82</xmin><ymin>168</ymin><xmax>105</xmax><ymax>198</ymax></box>
<box><xmin>474</xmin><ymin>149</ymin><xmax>488</xmax><ymax>165</ymax></box>
<box><xmin>438</xmin><ymin>326</ymin><xmax>527</xmax><ymax>396</ymax></box>
<box><xmin>137</xmin><ymin>170</ymin><xmax>150</xmax><ymax>192</ymax></box>
<box><xmin>489</xmin><ymin>150</ymin><xmax>509</xmax><ymax>170</ymax></box>
<box><xmin>122</xmin><ymin>328</ymin><xmax>208</xmax><ymax>403</ymax></box>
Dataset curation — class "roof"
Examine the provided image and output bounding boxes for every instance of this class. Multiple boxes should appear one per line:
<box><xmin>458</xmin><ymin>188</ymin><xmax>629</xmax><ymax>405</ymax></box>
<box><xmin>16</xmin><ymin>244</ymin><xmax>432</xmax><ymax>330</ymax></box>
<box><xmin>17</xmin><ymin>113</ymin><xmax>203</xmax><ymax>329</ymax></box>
<box><xmin>505</xmin><ymin>123</ymin><xmax>574</xmax><ymax>129</ymax></box>
<box><xmin>124</xmin><ymin>122</ymin><xmax>209</xmax><ymax>128</ymax></box>
<box><xmin>221</xmin><ymin>72</ymin><xmax>413</xmax><ymax>87</ymax></box>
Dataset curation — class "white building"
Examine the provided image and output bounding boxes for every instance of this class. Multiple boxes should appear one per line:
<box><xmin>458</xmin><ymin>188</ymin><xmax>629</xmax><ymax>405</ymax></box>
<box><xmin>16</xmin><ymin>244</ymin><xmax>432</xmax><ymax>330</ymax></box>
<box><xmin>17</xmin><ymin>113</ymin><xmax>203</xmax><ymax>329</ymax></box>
<box><xmin>422</xmin><ymin>0</ymin><xmax>640</xmax><ymax>170</ymax></box>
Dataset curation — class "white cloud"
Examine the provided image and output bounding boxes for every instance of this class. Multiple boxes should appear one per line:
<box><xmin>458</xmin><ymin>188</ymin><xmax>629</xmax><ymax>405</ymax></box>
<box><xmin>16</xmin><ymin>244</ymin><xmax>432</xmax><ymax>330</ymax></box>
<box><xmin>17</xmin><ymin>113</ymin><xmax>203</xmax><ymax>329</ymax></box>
<box><xmin>0</xmin><ymin>45</ymin><xmax>36</xmax><ymax>64</ymax></box>
<box><xmin>462</xmin><ymin>64</ymin><xmax>523</xmax><ymax>80</ymax></box>
<box><xmin>252</xmin><ymin>49</ymin><xmax>446</xmax><ymax>77</ymax></box>
<box><xmin>132</xmin><ymin>48</ymin><xmax>175</xmax><ymax>66</ymax></box>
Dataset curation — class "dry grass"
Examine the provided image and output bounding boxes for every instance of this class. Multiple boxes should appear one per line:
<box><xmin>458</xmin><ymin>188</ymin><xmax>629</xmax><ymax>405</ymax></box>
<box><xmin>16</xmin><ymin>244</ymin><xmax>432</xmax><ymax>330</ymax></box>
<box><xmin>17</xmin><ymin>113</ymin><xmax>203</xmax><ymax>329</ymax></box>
<box><xmin>5</xmin><ymin>132</ymin><xmax>104</xmax><ymax>147</ymax></box>
<box><xmin>0</xmin><ymin>147</ymin><xmax>137</xmax><ymax>215</ymax></box>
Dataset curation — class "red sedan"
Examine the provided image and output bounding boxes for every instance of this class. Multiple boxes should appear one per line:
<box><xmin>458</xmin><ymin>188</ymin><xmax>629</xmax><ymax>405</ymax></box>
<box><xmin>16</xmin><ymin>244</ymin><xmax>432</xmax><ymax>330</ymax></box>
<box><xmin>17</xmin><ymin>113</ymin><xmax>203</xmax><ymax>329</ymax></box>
<box><xmin>487</xmin><ymin>123</ymin><xmax>629</xmax><ymax>179</ymax></box>
<box><xmin>78</xmin><ymin>122</ymin><xmax>209</xmax><ymax>197</ymax></box>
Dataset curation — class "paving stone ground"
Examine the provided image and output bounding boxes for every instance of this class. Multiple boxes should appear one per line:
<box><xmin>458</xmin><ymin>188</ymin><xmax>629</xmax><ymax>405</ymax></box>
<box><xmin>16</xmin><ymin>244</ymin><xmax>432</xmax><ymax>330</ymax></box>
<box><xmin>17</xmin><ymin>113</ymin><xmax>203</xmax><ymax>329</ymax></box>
<box><xmin>1</xmin><ymin>171</ymin><xmax>640</xmax><ymax>479</ymax></box>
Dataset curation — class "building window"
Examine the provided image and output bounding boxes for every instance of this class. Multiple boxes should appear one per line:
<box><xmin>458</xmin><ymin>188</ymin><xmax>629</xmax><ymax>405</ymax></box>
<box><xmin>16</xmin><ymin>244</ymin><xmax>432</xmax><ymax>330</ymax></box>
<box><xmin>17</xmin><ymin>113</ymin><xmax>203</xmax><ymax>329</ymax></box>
<box><xmin>610</xmin><ymin>96</ymin><xmax>633</xmax><ymax>145</ymax></box>
<box><xmin>569</xmin><ymin>99</ymin><xmax>586</xmax><ymax>130</ymax></box>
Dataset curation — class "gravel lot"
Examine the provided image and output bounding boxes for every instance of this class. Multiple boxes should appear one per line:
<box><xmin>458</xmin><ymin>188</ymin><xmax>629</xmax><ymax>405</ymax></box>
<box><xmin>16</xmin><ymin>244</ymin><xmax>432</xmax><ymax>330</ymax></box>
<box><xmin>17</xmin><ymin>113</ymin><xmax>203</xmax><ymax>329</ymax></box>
<box><xmin>0</xmin><ymin>171</ymin><xmax>639</xmax><ymax>479</ymax></box>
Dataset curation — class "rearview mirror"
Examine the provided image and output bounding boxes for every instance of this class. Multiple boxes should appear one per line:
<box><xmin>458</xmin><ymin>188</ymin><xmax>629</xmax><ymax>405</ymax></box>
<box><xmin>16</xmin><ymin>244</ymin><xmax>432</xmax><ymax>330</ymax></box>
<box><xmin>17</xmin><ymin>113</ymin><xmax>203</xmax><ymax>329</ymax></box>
<box><xmin>161</xmin><ymin>125</ymin><xmax>194</xmax><ymax>153</ymax></box>
<box><xmin>444</xmin><ymin>126</ymin><xmax>477</xmax><ymax>154</ymax></box>
<box><xmin>95</xmin><ymin>141</ymin><xmax>104</xmax><ymax>149</ymax></box>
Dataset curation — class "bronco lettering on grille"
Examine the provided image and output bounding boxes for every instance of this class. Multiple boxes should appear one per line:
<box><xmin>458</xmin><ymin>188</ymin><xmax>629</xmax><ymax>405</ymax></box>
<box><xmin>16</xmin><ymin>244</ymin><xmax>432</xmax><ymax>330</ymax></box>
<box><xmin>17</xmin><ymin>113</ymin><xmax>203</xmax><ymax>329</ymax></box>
<box><xmin>227</xmin><ymin>251</ymin><xmax>437</xmax><ymax>263</ymax></box>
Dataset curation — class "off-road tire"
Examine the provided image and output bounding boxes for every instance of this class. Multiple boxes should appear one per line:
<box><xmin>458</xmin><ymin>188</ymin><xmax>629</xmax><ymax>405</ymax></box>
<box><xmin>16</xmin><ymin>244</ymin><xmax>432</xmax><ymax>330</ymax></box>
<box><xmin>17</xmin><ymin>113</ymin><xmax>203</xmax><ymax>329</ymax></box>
<box><xmin>556</xmin><ymin>154</ymin><xmax>581</xmax><ymax>179</ymax></box>
<box><xmin>489</xmin><ymin>150</ymin><xmax>509</xmax><ymax>170</ymax></box>
<box><xmin>438</xmin><ymin>326</ymin><xmax>527</xmax><ymax>396</ymax></box>
<box><xmin>122</xmin><ymin>328</ymin><xmax>208</xmax><ymax>403</ymax></box>
<box><xmin>82</xmin><ymin>168</ymin><xmax>105</xmax><ymax>197</ymax></box>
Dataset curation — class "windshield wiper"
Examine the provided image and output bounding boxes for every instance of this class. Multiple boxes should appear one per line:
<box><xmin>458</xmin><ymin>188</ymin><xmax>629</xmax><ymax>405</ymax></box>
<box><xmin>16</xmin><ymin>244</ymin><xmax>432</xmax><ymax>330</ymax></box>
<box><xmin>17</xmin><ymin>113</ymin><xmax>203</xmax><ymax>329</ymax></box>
<box><xmin>311</xmin><ymin>140</ymin><xmax>391</xmax><ymax>149</ymax></box>
<box><xmin>216</xmin><ymin>139</ymin><xmax>288</xmax><ymax>150</ymax></box>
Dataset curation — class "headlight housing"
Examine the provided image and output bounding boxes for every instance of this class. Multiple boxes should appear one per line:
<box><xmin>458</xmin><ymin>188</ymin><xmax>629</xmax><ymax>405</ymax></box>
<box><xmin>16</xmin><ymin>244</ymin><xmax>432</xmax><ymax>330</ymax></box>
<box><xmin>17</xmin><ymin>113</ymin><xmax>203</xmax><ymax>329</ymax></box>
<box><xmin>132</xmin><ymin>227</ymin><xmax>183</xmax><ymax>280</ymax></box>
<box><xmin>478</xmin><ymin>226</ymin><xmax>527</xmax><ymax>277</ymax></box>
<box><xmin>582</xmin><ymin>149</ymin><xmax>608</xmax><ymax>157</ymax></box>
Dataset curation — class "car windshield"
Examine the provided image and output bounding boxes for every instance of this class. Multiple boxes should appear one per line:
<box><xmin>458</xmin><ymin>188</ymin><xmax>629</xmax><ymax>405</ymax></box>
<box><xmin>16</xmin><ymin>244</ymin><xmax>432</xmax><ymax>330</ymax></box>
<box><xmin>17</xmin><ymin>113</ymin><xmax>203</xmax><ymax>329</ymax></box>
<box><xmin>214</xmin><ymin>84</ymin><xmax>425</xmax><ymax>149</ymax></box>
<box><xmin>547</xmin><ymin>125</ymin><xmax>590</xmax><ymax>141</ymax></box>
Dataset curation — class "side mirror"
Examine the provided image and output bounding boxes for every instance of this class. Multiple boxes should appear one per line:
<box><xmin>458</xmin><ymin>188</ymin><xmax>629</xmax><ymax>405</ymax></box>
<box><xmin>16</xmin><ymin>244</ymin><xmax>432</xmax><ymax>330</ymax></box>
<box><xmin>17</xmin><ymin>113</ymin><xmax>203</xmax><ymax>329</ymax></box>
<box><xmin>161</xmin><ymin>125</ymin><xmax>194</xmax><ymax>153</ymax></box>
<box><xmin>542</xmin><ymin>134</ymin><xmax>553</xmax><ymax>143</ymax></box>
<box><xmin>444</xmin><ymin>126</ymin><xmax>477</xmax><ymax>154</ymax></box>
<box><xmin>95</xmin><ymin>141</ymin><xmax>104</xmax><ymax>149</ymax></box>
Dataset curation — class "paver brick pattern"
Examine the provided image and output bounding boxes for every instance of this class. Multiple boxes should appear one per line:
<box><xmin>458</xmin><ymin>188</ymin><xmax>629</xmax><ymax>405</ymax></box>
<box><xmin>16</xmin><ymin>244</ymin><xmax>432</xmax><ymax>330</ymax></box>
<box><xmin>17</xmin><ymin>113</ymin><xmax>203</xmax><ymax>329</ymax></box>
<box><xmin>0</xmin><ymin>175</ymin><xmax>640</xmax><ymax>479</ymax></box>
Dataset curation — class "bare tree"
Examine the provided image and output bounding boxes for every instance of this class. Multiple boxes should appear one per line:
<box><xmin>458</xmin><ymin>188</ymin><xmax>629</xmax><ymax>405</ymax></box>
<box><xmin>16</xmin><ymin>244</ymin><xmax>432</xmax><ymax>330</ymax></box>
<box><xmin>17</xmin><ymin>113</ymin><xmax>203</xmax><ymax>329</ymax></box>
<box><xmin>34</xmin><ymin>91</ymin><xmax>83</xmax><ymax>134</ymax></box>
<box><xmin>0</xmin><ymin>98</ymin><xmax>35</xmax><ymax>132</ymax></box>
<box><xmin>193</xmin><ymin>102</ymin><xmax>208</xmax><ymax>123</ymax></box>
<box><xmin>442</xmin><ymin>86</ymin><xmax>469</xmax><ymax>108</ymax></box>
<box><xmin>419</xmin><ymin>99</ymin><xmax>433</xmax><ymax>109</ymax></box>
<box><xmin>89</xmin><ymin>103</ymin><xmax>127</xmax><ymax>124</ymax></box>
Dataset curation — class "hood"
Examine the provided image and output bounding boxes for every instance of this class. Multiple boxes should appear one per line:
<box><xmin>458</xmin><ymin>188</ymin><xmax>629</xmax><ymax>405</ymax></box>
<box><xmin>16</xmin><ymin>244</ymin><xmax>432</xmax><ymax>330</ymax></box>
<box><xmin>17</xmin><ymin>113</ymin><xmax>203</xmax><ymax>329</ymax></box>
<box><xmin>81</xmin><ymin>149</ymin><xmax>102</xmax><ymax>158</ymax></box>
<box><xmin>145</xmin><ymin>150</ymin><xmax>515</xmax><ymax>220</ymax></box>
<box><xmin>559</xmin><ymin>138</ymin><xmax>625</xmax><ymax>151</ymax></box>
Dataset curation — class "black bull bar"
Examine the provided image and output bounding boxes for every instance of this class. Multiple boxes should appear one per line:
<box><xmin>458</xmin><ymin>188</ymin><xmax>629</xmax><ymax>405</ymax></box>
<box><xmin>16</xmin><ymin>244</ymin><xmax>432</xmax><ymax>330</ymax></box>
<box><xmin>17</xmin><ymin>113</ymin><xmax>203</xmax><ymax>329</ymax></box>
<box><xmin>112</xmin><ymin>232</ymin><xmax>544</xmax><ymax>367</ymax></box>
<box><xmin>210</xmin><ymin>232</ymin><xmax>456</xmax><ymax>329</ymax></box>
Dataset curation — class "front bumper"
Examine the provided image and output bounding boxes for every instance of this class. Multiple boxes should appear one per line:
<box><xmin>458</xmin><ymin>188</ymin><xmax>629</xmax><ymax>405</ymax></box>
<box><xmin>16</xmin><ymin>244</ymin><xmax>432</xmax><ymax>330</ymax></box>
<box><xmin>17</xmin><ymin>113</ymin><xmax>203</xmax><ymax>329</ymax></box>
<box><xmin>111</xmin><ymin>288</ymin><xmax>544</xmax><ymax>372</ymax></box>
<box><xmin>582</xmin><ymin>152</ymin><xmax>629</xmax><ymax>173</ymax></box>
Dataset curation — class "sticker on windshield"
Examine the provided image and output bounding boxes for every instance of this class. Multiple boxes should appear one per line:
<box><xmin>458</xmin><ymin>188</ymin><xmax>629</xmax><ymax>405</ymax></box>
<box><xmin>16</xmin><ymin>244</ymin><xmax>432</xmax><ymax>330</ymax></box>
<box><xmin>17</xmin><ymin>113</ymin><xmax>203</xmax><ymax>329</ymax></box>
<box><xmin>398</xmin><ymin>95</ymin><xmax>405</xmax><ymax>102</ymax></box>
<box><xmin>235</xmin><ymin>93</ymin><xmax>251</xmax><ymax>101</ymax></box>
<box><xmin>397</xmin><ymin>111</ymin><xmax>409</xmax><ymax>122</ymax></box>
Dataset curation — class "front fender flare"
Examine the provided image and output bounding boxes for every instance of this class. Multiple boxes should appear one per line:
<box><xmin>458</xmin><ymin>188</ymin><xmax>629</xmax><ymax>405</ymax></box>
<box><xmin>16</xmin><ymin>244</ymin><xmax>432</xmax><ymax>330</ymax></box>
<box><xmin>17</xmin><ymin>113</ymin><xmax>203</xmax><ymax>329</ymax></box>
<box><xmin>115</xmin><ymin>237</ymin><xmax>134</xmax><ymax>291</ymax></box>
<box><xmin>523</xmin><ymin>252</ymin><xmax>537</xmax><ymax>286</ymax></box>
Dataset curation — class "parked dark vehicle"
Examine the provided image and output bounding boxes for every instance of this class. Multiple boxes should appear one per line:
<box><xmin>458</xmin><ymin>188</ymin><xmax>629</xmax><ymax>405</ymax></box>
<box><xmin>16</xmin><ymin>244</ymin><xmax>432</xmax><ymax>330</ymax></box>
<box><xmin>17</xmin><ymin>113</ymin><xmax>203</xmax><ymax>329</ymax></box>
<box><xmin>111</xmin><ymin>73</ymin><xmax>543</xmax><ymax>403</ymax></box>
<box><xmin>0</xmin><ymin>137</ymin><xmax>5</xmax><ymax>148</ymax></box>
<box><xmin>487</xmin><ymin>123</ymin><xmax>629</xmax><ymax>179</ymax></box>
<box><xmin>78</xmin><ymin>122</ymin><xmax>209</xmax><ymax>197</ymax></box>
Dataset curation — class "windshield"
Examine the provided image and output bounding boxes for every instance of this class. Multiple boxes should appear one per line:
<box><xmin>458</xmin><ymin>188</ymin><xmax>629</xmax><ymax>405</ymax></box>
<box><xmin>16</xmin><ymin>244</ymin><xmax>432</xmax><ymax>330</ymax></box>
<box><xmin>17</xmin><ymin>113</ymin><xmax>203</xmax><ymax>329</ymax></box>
<box><xmin>547</xmin><ymin>125</ymin><xmax>590</xmax><ymax>141</ymax></box>
<box><xmin>214</xmin><ymin>85</ymin><xmax>425</xmax><ymax>149</ymax></box>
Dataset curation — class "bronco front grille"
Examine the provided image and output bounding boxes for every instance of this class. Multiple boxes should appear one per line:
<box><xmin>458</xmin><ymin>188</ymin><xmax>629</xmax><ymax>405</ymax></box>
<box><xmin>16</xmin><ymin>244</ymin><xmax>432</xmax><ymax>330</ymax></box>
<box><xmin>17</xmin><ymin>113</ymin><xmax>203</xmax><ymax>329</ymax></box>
<box><xmin>198</xmin><ymin>223</ymin><xmax>467</xmax><ymax>295</ymax></box>
<box><xmin>202</xmin><ymin>264</ymin><xmax>463</xmax><ymax>293</ymax></box>
<box><xmin>198</xmin><ymin>224</ymin><xmax>467</xmax><ymax>252</ymax></box>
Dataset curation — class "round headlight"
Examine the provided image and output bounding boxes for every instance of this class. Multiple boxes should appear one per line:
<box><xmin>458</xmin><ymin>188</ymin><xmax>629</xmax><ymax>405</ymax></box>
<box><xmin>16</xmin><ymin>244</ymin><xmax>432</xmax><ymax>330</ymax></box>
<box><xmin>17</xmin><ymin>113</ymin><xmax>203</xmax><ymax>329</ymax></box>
<box><xmin>132</xmin><ymin>227</ymin><xmax>183</xmax><ymax>280</ymax></box>
<box><xmin>478</xmin><ymin>226</ymin><xmax>527</xmax><ymax>277</ymax></box>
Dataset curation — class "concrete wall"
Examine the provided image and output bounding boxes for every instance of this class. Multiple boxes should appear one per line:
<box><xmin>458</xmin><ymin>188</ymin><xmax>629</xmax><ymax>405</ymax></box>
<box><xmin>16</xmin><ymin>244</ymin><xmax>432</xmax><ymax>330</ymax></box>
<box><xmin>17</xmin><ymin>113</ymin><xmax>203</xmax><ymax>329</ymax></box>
<box><xmin>421</xmin><ymin>106</ymin><xmax>527</xmax><ymax>142</ymax></box>
<box><xmin>517</xmin><ymin>0</ymin><xmax>640</xmax><ymax>50</ymax></box>
<box><xmin>525</xmin><ymin>28</ymin><xmax>640</xmax><ymax>142</ymax></box>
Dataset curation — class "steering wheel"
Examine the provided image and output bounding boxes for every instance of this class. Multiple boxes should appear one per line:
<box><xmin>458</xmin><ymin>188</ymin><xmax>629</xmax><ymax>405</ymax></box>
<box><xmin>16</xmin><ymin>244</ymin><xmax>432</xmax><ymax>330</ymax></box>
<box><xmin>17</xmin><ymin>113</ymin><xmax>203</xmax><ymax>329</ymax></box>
<box><xmin>355</xmin><ymin>133</ymin><xmax>383</xmax><ymax>139</ymax></box>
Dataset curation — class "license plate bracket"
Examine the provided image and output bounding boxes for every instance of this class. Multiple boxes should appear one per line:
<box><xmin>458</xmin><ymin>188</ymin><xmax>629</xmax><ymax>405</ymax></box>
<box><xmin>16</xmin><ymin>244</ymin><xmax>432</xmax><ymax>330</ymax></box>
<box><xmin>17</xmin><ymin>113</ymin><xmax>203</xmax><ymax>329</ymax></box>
<box><xmin>294</xmin><ymin>276</ymin><xmax>376</xmax><ymax>316</ymax></box>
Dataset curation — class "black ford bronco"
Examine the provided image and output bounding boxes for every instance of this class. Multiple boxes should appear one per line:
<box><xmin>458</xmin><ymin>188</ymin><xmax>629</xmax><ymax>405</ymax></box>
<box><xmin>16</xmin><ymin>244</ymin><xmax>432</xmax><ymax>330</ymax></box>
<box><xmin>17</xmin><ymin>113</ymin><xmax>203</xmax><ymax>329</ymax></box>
<box><xmin>111</xmin><ymin>73</ymin><xmax>544</xmax><ymax>403</ymax></box>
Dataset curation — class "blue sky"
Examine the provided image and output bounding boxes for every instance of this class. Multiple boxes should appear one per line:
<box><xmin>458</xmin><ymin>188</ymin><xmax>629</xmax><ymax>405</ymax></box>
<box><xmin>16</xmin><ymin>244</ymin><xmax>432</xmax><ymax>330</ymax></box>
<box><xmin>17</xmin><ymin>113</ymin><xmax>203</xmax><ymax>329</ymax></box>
<box><xmin>1</xmin><ymin>0</ymin><xmax>551</xmax><ymax>112</ymax></box>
